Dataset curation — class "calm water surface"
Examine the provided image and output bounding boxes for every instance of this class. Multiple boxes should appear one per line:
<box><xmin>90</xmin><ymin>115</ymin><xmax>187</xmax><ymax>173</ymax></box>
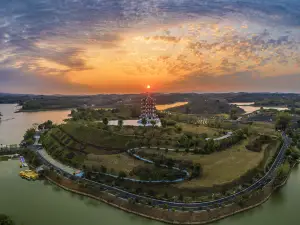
<box><xmin>0</xmin><ymin>104</ymin><xmax>70</xmax><ymax>145</ymax></box>
<box><xmin>0</xmin><ymin>104</ymin><xmax>298</xmax><ymax>225</ymax></box>
<box><xmin>232</xmin><ymin>102</ymin><xmax>288</xmax><ymax>114</ymax></box>
<box><xmin>156</xmin><ymin>102</ymin><xmax>188</xmax><ymax>111</ymax></box>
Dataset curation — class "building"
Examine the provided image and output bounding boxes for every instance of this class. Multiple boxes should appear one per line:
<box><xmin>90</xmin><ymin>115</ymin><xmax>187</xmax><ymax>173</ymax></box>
<box><xmin>140</xmin><ymin>93</ymin><xmax>157</xmax><ymax>120</ymax></box>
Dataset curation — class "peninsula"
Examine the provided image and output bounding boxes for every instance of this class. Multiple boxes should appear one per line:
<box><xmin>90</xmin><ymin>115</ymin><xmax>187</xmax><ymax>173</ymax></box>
<box><xmin>19</xmin><ymin>91</ymin><xmax>300</xmax><ymax>224</ymax></box>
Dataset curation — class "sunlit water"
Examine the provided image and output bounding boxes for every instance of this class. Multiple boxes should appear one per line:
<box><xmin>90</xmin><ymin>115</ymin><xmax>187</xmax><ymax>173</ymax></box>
<box><xmin>231</xmin><ymin>102</ymin><xmax>288</xmax><ymax>114</ymax></box>
<box><xmin>156</xmin><ymin>102</ymin><xmax>188</xmax><ymax>111</ymax></box>
<box><xmin>0</xmin><ymin>104</ymin><xmax>299</xmax><ymax>225</ymax></box>
<box><xmin>0</xmin><ymin>104</ymin><xmax>70</xmax><ymax>145</ymax></box>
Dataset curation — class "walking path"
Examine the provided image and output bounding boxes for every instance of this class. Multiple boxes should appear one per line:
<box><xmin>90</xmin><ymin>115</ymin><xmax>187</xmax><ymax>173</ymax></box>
<box><xmin>205</xmin><ymin>132</ymin><xmax>233</xmax><ymax>141</ymax></box>
<box><xmin>38</xmin><ymin>148</ymin><xmax>75</xmax><ymax>175</ymax></box>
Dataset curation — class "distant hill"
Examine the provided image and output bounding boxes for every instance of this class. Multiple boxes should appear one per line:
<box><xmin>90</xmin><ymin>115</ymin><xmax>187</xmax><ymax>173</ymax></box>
<box><xmin>167</xmin><ymin>96</ymin><xmax>244</xmax><ymax>115</ymax></box>
<box><xmin>1</xmin><ymin>92</ymin><xmax>299</xmax><ymax>113</ymax></box>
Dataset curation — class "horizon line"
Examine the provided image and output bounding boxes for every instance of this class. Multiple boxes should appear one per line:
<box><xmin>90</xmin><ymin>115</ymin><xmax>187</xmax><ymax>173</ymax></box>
<box><xmin>1</xmin><ymin>91</ymin><xmax>300</xmax><ymax>96</ymax></box>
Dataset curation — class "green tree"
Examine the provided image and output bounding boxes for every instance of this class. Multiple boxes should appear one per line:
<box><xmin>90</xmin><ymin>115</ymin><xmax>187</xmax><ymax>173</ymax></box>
<box><xmin>44</xmin><ymin>120</ymin><xmax>53</xmax><ymax>129</ymax></box>
<box><xmin>164</xmin><ymin>192</ymin><xmax>169</xmax><ymax>199</ymax></box>
<box><xmin>0</xmin><ymin>214</ymin><xmax>15</xmax><ymax>225</ymax></box>
<box><xmin>102</xmin><ymin>117</ymin><xmax>109</xmax><ymax>126</ymax></box>
<box><xmin>150</xmin><ymin>120</ymin><xmax>156</xmax><ymax>127</ymax></box>
<box><xmin>185</xmin><ymin>105</ymin><xmax>191</xmax><ymax>114</ymax></box>
<box><xmin>191</xmin><ymin>164</ymin><xmax>203</xmax><ymax>178</ymax></box>
<box><xmin>230</xmin><ymin>108</ymin><xmax>238</xmax><ymax>120</ymax></box>
<box><xmin>160</xmin><ymin>119</ymin><xmax>167</xmax><ymax>128</ymax></box>
<box><xmin>101</xmin><ymin>165</ymin><xmax>107</xmax><ymax>173</ymax></box>
<box><xmin>23</xmin><ymin>128</ymin><xmax>36</xmax><ymax>142</ymax></box>
<box><xmin>118</xmin><ymin>171</ymin><xmax>127</xmax><ymax>179</ymax></box>
<box><xmin>118</xmin><ymin>119</ymin><xmax>124</xmax><ymax>129</ymax></box>
<box><xmin>179</xmin><ymin>193</ymin><xmax>184</xmax><ymax>201</ymax></box>
<box><xmin>38</xmin><ymin>120</ymin><xmax>53</xmax><ymax>130</ymax></box>
<box><xmin>275</xmin><ymin>112</ymin><xmax>292</xmax><ymax>131</ymax></box>
<box><xmin>276</xmin><ymin>162</ymin><xmax>290</xmax><ymax>179</ymax></box>
<box><xmin>141</xmin><ymin>117</ymin><xmax>147</xmax><ymax>127</ymax></box>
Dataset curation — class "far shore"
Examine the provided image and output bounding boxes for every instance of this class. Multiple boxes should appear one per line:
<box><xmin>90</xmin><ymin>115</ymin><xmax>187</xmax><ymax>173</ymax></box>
<box><xmin>15</xmin><ymin>108</ymin><xmax>73</xmax><ymax>113</ymax></box>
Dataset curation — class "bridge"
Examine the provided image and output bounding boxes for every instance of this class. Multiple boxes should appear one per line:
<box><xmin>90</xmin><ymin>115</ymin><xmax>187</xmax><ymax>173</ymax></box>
<box><xmin>31</xmin><ymin>132</ymin><xmax>291</xmax><ymax>209</ymax></box>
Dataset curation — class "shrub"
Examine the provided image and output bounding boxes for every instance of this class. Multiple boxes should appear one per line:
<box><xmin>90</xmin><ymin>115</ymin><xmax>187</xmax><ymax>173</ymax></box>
<box><xmin>0</xmin><ymin>214</ymin><xmax>15</xmax><ymax>225</ymax></box>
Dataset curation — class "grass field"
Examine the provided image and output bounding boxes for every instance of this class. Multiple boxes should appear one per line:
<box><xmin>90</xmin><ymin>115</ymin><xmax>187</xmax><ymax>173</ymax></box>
<box><xmin>84</xmin><ymin>153</ymin><xmax>145</xmax><ymax>174</ymax></box>
<box><xmin>250</xmin><ymin>122</ymin><xmax>278</xmax><ymax>136</ymax></box>
<box><xmin>141</xmin><ymin>139</ymin><xmax>269</xmax><ymax>187</ymax></box>
<box><xmin>60</xmin><ymin>123</ymin><xmax>132</xmax><ymax>149</ymax></box>
<box><xmin>180</xmin><ymin>123</ymin><xmax>221</xmax><ymax>137</ymax></box>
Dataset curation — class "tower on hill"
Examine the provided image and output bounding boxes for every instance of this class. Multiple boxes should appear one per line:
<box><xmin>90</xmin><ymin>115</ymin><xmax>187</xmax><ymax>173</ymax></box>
<box><xmin>140</xmin><ymin>93</ymin><xmax>157</xmax><ymax>120</ymax></box>
<box><xmin>139</xmin><ymin>85</ymin><xmax>159</xmax><ymax>122</ymax></box>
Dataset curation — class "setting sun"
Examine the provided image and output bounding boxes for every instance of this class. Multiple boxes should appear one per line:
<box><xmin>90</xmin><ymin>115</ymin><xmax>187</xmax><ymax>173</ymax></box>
<box><xmin>147</xmin><ymin>85</ymin><xmax>151</xmax><ymax>89</ymax></box>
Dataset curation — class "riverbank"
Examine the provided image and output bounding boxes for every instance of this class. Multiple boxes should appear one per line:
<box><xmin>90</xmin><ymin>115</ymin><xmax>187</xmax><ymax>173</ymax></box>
<box><xmin>34</xmin><ymin>126</ymin><xmax>290</xmax><ymax>224</ymax></box>
<box><xmin>15</xmin><ymin>108</ymin><xmax>72</xmax><ymax>113</ymax></box>
<box><xmin>44</xmin><ymin>164</ymin><xmax>296</xmax><ymax>225</ymax></box>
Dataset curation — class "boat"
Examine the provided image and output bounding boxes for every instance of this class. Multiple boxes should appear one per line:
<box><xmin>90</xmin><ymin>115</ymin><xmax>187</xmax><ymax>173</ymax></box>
<box><xmin>19</xmin><ymin>170</ymin><xmax>39</xmax><ymax>180</ymax></box>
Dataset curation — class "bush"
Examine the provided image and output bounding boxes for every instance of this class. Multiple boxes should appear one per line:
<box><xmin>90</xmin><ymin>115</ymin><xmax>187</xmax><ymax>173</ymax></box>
<box><xmin>175</xmin><ymin>125</ymin><xmax>182</xmax><ymax>133</ymax></box>
<box><xmin>166</xmin><ymin>120</ymin><xmax>177</xmax><ymax>126</ymax></box>
<box><xmin>0</xmin><ymin>214</ymin><xmax>15</xmax><ymax>225</ymax></box>
<box><xmin>246</xmin><ymin>135</ymin><xmax>272</xmax><ymax>152</ymax></box>
<box><xmin>118</xmin><ymin>171</ymin><xmax>127</xmax><ymax>179</ymax></box>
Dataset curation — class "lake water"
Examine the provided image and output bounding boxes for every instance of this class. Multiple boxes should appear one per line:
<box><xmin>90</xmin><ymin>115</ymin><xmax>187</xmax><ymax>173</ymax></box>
<box><xmin>156</xmin><ymin>102</ymin><xmax>188</xmax><ymax>111</ymax></box>
<box><xmin>0</xmin><ymin>104</ymin><xmax>70</xmax><ymax>145</ymax></box>
<box><xmin>231</xmin><ymin>102</ymin><xmax>289</xmax><ymax>114</ymax></box>
<box><xmin>0</xmin><ymin>103</ymin><xmax>299</xmax><ymax>225</ymax></box>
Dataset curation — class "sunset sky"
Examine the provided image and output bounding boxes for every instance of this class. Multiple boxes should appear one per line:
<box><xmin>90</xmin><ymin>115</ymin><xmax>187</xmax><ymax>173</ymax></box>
<box><xmin>1</xmin><ymin>0</ymin><xmax>300</xmax><ymax>94</ymax></box>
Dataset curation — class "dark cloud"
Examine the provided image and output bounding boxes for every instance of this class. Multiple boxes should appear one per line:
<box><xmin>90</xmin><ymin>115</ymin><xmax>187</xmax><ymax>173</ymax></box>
<box><xmin>159</xmin><ymin>0</ymin><xmax>300</xmax><ymax>27</ymax></box>
<box><xmin>187</xmin><ymin>28</ymin><xmax>300</xmax><ymax>73</ymax></box>
<box><xmin>0</xmin><ymin>68</ymin><xmax>92</xmax><ymax>94</ymax></box>
<box><xmin>87</xmin><ymin>33</ymin><xmax>124</xmax><ymax>48</ymax></box>
<box><xmin>39</xmin><ymin>47</ymin><xmax>90</xmax><ymax>71</ymax></box>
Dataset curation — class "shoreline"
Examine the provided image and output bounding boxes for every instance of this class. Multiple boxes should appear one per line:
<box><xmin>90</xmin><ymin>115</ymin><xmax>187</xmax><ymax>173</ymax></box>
<box><xmin>15</xmin><ymin>108</ymin><xmax>73</xmax><ymax>113</ymax></box>
<box><xmin>44</xmin><ymin>162</ymin><xmax>297</xmax><ymax>225</ymax></box>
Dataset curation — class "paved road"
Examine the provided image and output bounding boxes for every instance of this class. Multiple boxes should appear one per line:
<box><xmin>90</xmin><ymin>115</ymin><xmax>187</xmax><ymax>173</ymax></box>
<box><xmin>205</xmin><ymin>132</ymin><xmax>233</xmax><ymax>141</ymax></box>
<box><xmin>38</xmin><ymin>148</ymin><xmax>76</xmax><ymax>175</ymax></box>
<box><xmin>33</xmin><ymin>133</ymin><xmax>290</xmax><ymax>209</ymax></box>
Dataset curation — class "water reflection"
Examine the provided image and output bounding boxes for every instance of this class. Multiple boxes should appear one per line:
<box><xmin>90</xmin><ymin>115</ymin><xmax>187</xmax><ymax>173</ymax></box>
<box><xmin>231</xmin><ymin>102</ymin><xmax>288</xmax><ymax>114</ymax></box>
<box><xmin>52</xmin><ymin>185</ymin><xmax>62</xmax><ymax>192</ymax></box>
<box><xmin>156</xmin><ymin>102</ymin><xmax>188</xmax><ymax>111</ymax></box>
<box><xmin>0</xmin><ymin>104</ymin><xmax>70</xmax><ymax>145</ymax></box>
<box><xmin>42</xmin><ymin>180</ymin><xmax>51</xmax><ymax>186</ymax></box>
<box><xmin>84</xmin><ymin>199</ymin><xmax>101</xmax><ymax>207</ymax></box>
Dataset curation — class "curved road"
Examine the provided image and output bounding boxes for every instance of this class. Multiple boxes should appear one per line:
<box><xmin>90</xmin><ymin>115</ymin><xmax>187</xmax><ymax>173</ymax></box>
<box><xmin>33</xmin><ymin>133</ymin><xmax>290</xmax><ymax>209</ymax></box>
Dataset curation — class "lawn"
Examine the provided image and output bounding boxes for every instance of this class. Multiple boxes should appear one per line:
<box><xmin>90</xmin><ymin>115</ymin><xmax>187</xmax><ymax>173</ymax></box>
<box><xmin>250</xmin><ymin>122</ymin><xmax>278</xmax><ymax>136</ymax></box>
<box><xmin>84</xmin><ymin>153</ymin><xmax>146</xmax><ymax>174</ymax></box>
<box><xmin>60</xmin><ymin>123</ymin><xmax>132</xmax><ymax>149</ymax></box>
<box><xmin>179</xmin><ymin>123</ymin><xmax>221</xmax><ymax>137</ymax></box>
<box><xmin>141</xmin><ymin>139</ymin><xmax>266</xmax><ymax>187</ymax></box>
